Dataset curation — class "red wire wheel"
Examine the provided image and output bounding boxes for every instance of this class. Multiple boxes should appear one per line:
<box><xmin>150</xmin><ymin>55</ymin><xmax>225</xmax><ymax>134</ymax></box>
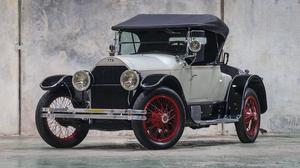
<box><xmin>243</xmin><ymin>95</ymin><xmax>260</xmax><ymax>137</ymax></box>
<box><xmin>235</xmin><ymin>88</ymin><xmax>261</xmax><ymax>143</ymax></box>
<box><xmin>143</xmin><ymin>95</ymin><xmax>181</xmax><ymax>143</ymax></box>
<box><xmin>132</xmin><ymin>87</ymin><xmax>185</xmax><ymax>149</ymax></box>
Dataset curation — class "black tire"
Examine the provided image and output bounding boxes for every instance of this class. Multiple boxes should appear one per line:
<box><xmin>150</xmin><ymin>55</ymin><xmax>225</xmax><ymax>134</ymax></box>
<box><xmin>235</xmin><ymin>88</ymin><xmax>261</xmax><ymax>143</ymax></box>
<box><xmin>35</xmin><ymin>89</ymin><xmax>89</xmax><ymax>148</ymax></box>
<box><xmin>132</xmin><ymin>87</ymin><xmax>185</xmax><ymax>150</ymax></box>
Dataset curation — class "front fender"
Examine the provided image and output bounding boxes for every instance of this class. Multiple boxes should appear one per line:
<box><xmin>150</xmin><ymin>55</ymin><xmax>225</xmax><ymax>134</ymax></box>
<box><xmin>40</xmin><ymin>75</ymin><xmax>88</xmax><ymax>106</ymax></box>
<box><xmin>40</xmin><ymin>75</ymin><xmax>72</xmax><ymax>90</ymax></box>
<box><xmin>140</xmin><ymin>74</ymin><xmax>185</xmax><ymax>101</ymax></box>
<box><xmin>140</xmin><ymin>74</ymin><xmax>168</xmax><ymax>89</ymax></box>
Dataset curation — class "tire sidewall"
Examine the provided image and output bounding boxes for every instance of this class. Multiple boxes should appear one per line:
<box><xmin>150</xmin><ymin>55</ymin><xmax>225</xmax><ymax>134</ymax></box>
<box><xmin>132</xmin><ymin>87</ymin><xmax>185</xmax><ymax>149</ymax></box>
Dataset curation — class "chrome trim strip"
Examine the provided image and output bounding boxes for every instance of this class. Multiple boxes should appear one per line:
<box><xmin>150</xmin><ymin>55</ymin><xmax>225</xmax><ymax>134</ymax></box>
<box><xmin>140</xmin><ymin>74</ymin><xmax>168</xmax><ymax>88</ymax></box>
<box><xmin>41</xmin><ymin>113</ymin><xmax>146</xmax><ymax>121</ymax></box>
<box><xmin>41</xmin><ymin>107</ymin><xmax>147</xmax><ymax>121</ymax></box>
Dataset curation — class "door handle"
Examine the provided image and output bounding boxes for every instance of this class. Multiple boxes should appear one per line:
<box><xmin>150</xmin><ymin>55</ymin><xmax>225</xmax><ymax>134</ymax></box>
<box><xmin>191</xmin><ymin>74</ymin><xmax>197</xmax><ymax>80</ymax></box>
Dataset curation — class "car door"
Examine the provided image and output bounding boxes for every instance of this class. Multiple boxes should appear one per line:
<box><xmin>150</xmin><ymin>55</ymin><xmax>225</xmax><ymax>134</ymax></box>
<box><xmin>208</xmin><ymin>65</ymin><xmax>232</xmax><ymax>101</ymax></box>
<box><xmin>187</xmin><ymin>64</ymin><xmax>230</xmax><ymax>103</ymax></box>
<box><xmin>188</xmin><ymin>65</ymin><xmax>215</xmax><ymax>102</ymax></box>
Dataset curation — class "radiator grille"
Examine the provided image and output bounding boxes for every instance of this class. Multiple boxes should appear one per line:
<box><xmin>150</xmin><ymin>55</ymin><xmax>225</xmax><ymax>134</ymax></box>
<box><xmin>91</xmin><ymin>66</ymin><xmax>127</xmax><ymax>84</ymax></box>
<box><xmin>90</xmin><ymin>66</ymin><xmax>128</xmax><ymax>108</ymax></box>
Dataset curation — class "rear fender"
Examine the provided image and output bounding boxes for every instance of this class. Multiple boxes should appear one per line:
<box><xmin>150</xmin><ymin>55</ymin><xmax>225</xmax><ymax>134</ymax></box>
<box><xmin>225</xmin><ymin>74</ymin><xmax>249</xmax><ymax>118</ymax></box>
<box><xmin>225</xmin><ymin>74</ymin><xmax>267</xmax><ymax>118</ymax></box>
<box><xmin>243</xmin><ymin>75</ymin><xmax>267</xmax><ymax>114</ymax></box>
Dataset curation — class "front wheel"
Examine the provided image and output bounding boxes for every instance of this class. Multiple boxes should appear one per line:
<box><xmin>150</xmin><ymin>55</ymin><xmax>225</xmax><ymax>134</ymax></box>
<box><xmin>235</xmin><ymin>88</ymin><xmax>261</xmax><ymax>143</ymax></box>
<box><xmin>132</xmin><ymin>87</ymin><xmax>185</xmax><ymax>150</ymax></box>
<box><xmin>35</xmin><ymin>89</ymin><xmax>89</xmax><ymax>148</ymax></box>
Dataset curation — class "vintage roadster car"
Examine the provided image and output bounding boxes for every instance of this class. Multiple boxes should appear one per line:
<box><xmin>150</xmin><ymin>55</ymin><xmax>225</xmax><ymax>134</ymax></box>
<box><xmin>36</xmin><ymin>14</ymin><xmax>267</xmax><ymax>149</ymax></box>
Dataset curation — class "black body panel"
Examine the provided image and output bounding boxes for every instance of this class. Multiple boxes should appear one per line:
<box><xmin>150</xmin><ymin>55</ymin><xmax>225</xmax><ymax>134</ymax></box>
<box><xmin>225</xmin><ymin>75</ymin><xmax>249</xmax><ymax>117</ymax></box>
<box><xmin>220</xmin><ymin>64</ymin><xmax>241</xmax><ymax>78</ymax></box>
<box><xmin>243</xmin><ymin>75</ymin><xmax>268</xmax><ymax>113</ymax></box>
<box><xmin>90</xmin><ymin>66</ymin><xmax>129</xmax><ymax>109</ymax></box>
<box><xmin>225</xmin><ymin>74</ymin><xmax>268</xmax><ymax>118</ymax></box>
<box><xmin>40</xmin><ymin>75</ymin><xmax>71</xmax><ymax>90</ymax></box>
<box><xmin>189</xmin><ymin>101</ymin><xmax>227</xmax><ymax>122</ymax></box>
<box><xmin>90</xmin><ymin>120</ymin><xmax>131</xmax><ymax>131</ymax></box>
<box><xmin>201</xmin><ymin>102</ymin><xmax>227</xmax><ymax>120</ymax></box>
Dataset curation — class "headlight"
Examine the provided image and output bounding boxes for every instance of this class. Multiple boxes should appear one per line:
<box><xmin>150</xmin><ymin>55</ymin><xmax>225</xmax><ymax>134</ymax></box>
<box><xmin>120</xmin><ymin>70</ymin><xmax>140</xmax><ymax>91</ymax></box>
<box><xmin>72</xmin><ymin>70</ymin><xmax>92</xmax><ymax>91</ymax></box>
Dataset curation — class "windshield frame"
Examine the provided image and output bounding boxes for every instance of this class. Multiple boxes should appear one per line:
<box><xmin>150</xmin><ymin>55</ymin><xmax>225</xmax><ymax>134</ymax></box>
<box><xmin>116</xmin><ymin>30</ymin><xmax>191</xmax><ymax>57</ymax></box>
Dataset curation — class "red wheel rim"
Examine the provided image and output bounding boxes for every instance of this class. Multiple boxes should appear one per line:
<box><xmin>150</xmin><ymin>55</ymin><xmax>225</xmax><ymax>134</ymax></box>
<box><xmin>143</xmin><ymin>95</ymin><xmax>181</xmax><ymax>143</ymax></box>
<box><xmin>46</xmin><ymin>97</ymin><xmax>78</xmax><ymax>141</ymax></box>
<box><xmin>243</xmin><ymin>96</ymin><xmax>260</xmax><ymax>137</ymax></box>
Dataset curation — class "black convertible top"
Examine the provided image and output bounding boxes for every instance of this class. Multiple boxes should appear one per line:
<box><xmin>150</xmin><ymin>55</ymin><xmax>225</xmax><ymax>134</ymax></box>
<box><xmin>112</xmin><ymin>14</ymin><xmax>229</xmax><ymax>40</ymax></box>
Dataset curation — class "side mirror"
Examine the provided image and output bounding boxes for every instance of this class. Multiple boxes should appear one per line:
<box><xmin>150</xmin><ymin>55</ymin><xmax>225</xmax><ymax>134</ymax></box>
<box><xmin>109</xmin><ymin>44</ymin><xmax>116</xmax><ymax>56</ymax></box>
<box><xmin>221</xmin><ymin>52</ymin><xmax>229</xmax><ymax>65</ymax></box>
<box><xmin>188</xmin><ymin>40</ymin><xmax>202</xmax><ymax>53</ymax></box>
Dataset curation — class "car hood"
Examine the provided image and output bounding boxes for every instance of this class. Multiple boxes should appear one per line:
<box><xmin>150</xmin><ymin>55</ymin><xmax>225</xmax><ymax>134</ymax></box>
<box><xmin>95</xmin><ymin>54</ymin><xmax>184</xmax><ymax>72</ymax></box>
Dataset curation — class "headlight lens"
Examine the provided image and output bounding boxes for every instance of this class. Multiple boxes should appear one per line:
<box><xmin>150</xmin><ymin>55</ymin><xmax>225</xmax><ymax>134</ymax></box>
<box><xmin>72</xmin><ymin>70</ymin><xmax>91</xmax><ymax>91</ymax></box>
<box><xmin>120</xmin><ymin>70</ymin><xmax>140</xmax><ymax>91</ymax></box>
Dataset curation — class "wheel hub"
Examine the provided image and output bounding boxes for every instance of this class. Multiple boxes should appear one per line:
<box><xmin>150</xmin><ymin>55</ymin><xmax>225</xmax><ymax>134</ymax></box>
<box><xmin>151</xmin><ymin>112</ymin><xmax>170</xmax><ymax>128</ymax></box>
<box><xmin>151</xmin><ymin>111</ymin><xmax>163</xmax><ymax>128</ymax></box>
<box><xmin>161</xmin><ymin>113</ymin><xmax>169</xmax><ymax>124</ymax></box>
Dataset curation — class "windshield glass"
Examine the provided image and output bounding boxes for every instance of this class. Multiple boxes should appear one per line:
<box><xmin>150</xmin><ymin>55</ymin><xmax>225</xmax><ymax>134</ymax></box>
<box><xmin>118</xmin><ymin>30</ymin><xmax>187</xmax><ymax>56</ymax></box>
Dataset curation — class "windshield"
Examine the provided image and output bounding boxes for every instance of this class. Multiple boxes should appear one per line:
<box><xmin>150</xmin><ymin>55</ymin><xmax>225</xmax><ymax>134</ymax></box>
<box><xmin>118</xmin><ymin>30</ymin><xmax>187</xmax><ymax>56</ymax></box>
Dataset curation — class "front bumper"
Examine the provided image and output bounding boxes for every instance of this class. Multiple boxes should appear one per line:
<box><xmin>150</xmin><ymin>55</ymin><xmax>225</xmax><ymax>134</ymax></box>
<box><xmin>41</xmin><ymin>108</ymin><xmax>147</xmax><ymax>121</ymax></box>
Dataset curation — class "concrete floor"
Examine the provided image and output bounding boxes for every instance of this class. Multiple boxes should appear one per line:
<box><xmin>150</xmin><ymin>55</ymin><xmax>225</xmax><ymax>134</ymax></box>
<box><xmin>0</xmin><ymin>135</ymin><xmax>300</xmax><ymax>168</ymax></box>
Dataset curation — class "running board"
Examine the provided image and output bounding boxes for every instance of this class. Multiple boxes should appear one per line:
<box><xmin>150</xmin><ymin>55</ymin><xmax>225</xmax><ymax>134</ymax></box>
<box><xmin>41</xmin><ymin>107</ymin><xmax>147</xmax><ymax>121</ymax></box>
<box><xmin>198</xmin><ymin>118</ymin><xmax>239</xmax><ymax>126</ymax></box>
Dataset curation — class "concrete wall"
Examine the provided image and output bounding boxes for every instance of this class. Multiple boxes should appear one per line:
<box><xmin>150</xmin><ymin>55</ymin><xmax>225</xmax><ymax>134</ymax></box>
<box><xmin>1</xmin><ymin>0</ymin><xmax>300</xmax><ymax>135</ymax></box>
<box><xmin>223</xmin><ymin>0</ymin><xmax>300</xmax><ymax>134</ymax></box>
<box><xmin>0</xmin><ymin>0</ymin><xmax>19</xmax><ymax>135</ymax></box>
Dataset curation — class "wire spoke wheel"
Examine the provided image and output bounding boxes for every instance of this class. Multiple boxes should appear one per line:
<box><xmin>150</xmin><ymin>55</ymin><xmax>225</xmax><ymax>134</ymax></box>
<box><xmin>143</xmin><ymin>95</ymin><xmax>181</xmax><ymax>143</ymax></box>
<box><xmin>46</xmin><ymin>97</ymin><xmax>78</xmax><ymax>141</ymax></box>
<box><xmin>243</xmin><ymin>96</ymin><xmax>259</xmax><ymax>138</ymax></box>
<box><xmin>36</xmin><ymin>90</ymin><xmax>89</xmax><ymax>148</ymax></box>
<box><xmin>235</xmin><ymin>88</ymin><xmax>260</xmax><ymax>143</ymax></box>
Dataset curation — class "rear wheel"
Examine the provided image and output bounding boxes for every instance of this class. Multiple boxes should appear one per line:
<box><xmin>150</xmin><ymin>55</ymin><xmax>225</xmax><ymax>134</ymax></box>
<box><xmin>235</xmin><ymin>88</ymin><xmax>261</xmax><ymax>143</ymax></box>
<box><xmin>132</xmin><ymin>87</ymin><xmax>185</xmax><ymax>149</ymax></box>
<box><xmin>35</xmin><ymin>90</ymin><xmax>89</xmax><ymax>148</ymax></box>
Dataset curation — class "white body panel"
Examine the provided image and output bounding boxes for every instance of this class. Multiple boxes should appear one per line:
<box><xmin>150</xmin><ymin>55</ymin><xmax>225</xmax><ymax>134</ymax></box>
<box><xmin>95</xmin><ymin>54</ymin><xmax>232</xmax><ymax>104</ymax></box>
